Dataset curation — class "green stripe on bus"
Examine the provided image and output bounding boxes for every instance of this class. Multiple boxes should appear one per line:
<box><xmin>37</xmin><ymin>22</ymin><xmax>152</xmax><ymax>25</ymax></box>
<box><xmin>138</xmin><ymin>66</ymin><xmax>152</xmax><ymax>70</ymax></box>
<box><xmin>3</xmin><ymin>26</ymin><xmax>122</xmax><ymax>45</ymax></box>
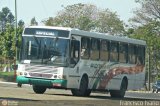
<box><xmin>52</xmin><ymin>79</ymin><xmax>67</xmax><ymax>87</ymax></box>
<box><xmin>16</xmin><ymin>76</ymin><xmax>67</xmax><ymax>87</ymax></box>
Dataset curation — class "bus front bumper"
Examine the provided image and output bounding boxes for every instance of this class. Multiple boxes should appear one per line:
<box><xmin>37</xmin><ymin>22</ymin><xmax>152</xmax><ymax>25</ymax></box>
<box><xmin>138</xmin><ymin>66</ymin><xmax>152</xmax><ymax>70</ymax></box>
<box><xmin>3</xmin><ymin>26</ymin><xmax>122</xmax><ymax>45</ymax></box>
<box><xmin>16</xmin><ymin>76</ymin><xmax>67</xmax><ymax>88</ymax></box>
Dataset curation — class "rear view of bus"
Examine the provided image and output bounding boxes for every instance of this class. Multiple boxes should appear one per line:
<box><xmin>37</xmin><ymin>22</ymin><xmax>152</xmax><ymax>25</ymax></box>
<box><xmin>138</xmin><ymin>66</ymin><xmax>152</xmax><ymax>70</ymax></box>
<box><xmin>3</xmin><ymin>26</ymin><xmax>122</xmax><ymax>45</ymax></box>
<box><xmin>17</xmin><ymin>26</ymin><xmax>70</xmax><ymax>94</ymax></box>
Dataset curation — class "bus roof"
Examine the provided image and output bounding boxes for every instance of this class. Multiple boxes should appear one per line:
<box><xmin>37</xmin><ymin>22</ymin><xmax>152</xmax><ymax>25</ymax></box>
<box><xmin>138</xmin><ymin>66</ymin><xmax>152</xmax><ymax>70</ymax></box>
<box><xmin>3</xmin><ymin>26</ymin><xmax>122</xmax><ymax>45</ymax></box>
<box><xmin>26</xmin><ymin>26</ymin><xmax>72</xmax><ymax>31</ymax></box>
<box><xmin>71</xmin><ymin>29</ymin><xmax>146</xmax><ymax>46</ymax></box>
<box><xmin>26</xmin><ymin>26</ymin><xmax>146</xmax><ymax>46</ymax></box>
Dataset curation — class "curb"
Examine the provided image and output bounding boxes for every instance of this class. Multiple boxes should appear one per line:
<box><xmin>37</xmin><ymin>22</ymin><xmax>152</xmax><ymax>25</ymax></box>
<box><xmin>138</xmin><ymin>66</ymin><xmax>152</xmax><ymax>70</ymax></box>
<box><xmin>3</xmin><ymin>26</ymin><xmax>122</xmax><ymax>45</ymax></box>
<box><xmin>127</xmin><ymin>91</ymin><xmax>152</xmax><ymax>93</ymax></box>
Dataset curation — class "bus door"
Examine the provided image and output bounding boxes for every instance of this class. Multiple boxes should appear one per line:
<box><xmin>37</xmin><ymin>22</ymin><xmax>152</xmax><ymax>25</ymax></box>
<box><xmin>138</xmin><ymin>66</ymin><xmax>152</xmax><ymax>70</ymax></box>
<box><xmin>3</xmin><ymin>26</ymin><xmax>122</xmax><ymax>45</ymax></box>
<box><xmin>67</xmin><ymin>39</ymin><xmax>80</xmax><ymax>88</ymax></box>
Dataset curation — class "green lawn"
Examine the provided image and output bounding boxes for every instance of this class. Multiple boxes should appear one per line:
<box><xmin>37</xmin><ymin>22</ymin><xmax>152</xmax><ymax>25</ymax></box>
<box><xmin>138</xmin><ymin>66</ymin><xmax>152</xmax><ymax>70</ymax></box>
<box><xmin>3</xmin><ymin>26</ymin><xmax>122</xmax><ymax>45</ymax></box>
<box><xmin>0</xmin><ymin>71</ymin><xmax>15</xmax><ymax>82</ymax></box>
<box><xmin>0</xmin><ymin>71</ymin><xmax>14</xmax><ymax>76</ymax></box>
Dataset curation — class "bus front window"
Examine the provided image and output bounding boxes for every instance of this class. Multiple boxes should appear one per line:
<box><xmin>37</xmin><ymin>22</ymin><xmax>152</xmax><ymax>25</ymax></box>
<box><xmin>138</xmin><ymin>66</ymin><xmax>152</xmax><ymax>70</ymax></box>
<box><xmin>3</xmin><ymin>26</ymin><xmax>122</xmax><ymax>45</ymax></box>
<box><xmin>21</xmin><ymin>36</ymin><xmax>69</xmax><ymax>67</ymax></box>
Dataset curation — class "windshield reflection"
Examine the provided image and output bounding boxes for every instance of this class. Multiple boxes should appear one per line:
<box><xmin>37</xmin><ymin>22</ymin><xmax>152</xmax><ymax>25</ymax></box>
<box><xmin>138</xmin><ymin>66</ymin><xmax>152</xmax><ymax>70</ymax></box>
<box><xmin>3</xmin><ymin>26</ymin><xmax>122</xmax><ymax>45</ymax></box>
<box><xmin>20</xmin><ymin>36</ymin><xmax>69</xmax><ymax>67</ymax></box>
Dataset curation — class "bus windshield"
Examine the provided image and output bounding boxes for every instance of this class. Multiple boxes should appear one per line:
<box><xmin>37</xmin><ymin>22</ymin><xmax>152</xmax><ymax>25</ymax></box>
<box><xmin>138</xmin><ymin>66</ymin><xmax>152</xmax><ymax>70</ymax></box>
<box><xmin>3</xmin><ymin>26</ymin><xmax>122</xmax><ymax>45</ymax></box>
<box><xmin>20</xmin><ymin>36</ymin><xmax>69</xmax><ymax>67</ymax></box>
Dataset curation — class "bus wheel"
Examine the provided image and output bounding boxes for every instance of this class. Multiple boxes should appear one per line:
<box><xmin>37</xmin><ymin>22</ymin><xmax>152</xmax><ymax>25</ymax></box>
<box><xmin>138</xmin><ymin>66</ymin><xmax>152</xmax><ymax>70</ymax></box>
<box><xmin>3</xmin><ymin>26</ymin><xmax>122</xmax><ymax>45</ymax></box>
<box><xmin>84</xmin><ymin>89</ymin><xmax>92</xmax><ymax>96</ymax></box>
<box><xmin>110</xmin><ymin>78</ymin><xmax>127</xmax><ymax>98</ymax></box>
<box><xmin>17</xmin><ymin>83</ymin><xmax>22</xmax><ymax>87</ymax></box>
<box><xmin>33</xmin><ymin>85</ymin><xmax>46</xmax><ymax>94</ymax></box>
<box><xmin>152</xmin><ymin>89</ymin><xmax>155</xmax><ymax>93</ymax></box>
<box><xmin>71</xmin><ymin>76</ymin><xmax>90</xmax><ymax>96</ymax></box>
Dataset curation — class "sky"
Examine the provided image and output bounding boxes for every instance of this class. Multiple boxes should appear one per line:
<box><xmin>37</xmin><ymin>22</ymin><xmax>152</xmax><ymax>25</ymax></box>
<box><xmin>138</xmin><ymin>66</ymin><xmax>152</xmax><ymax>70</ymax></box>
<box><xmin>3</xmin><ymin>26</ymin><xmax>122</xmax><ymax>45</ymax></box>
<box><xmin>0</xmin><ymin>0</ymin><xmax>140</xmax><ymax>26</ymax></box>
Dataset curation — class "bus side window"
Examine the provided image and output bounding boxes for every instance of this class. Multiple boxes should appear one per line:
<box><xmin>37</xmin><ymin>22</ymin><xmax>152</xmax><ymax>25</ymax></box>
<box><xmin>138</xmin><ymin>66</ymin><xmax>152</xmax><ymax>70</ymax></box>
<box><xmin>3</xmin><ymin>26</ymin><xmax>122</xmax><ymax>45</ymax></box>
<box><xmin>128</xmin><ymin>44</ymin><xmax>136</xmax><ymax>64</ymax></box>
<box><xmin>110</xmin><ymin>41</ymin><xmax>118</xmax><ymax>62</ymax></box>
<box><xmin>100</xmin><ymin>40</ymin><xmax>109</xmax><ymax>61</ymax></box>
<box><xmin>81</xmin><ymin>37</ymin><xmax>90</xmax><ymax>59</ymax></box>
<box><xmin>90</xmin><ymin>38</ymin><xmax>100</xmax><ymax>60</ymax></box>
<box><xmin>119</xmin><ymin>43</ymin><xmax>127</xmax><ymax>63</ymax></box>
<box><xmin>137</xmin><ymin>46</ymin><xmax>145</xmax><ymax>65</ymax></box>
<box><xmin>70</xmin><ymin>40</ymin><xmax>80</xmax><ymax>67</ymax></box>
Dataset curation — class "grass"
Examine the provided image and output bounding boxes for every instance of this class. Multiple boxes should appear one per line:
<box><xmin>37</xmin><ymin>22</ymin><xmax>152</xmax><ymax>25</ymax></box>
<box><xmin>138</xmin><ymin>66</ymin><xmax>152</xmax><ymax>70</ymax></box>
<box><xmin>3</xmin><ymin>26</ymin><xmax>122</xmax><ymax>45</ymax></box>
<box><xmin>0</xmin><ymin>71</ymin><xmax>14</xmax><ymax>76</ymax></box>
<box><xmin>0</xmin><ymin>71</ymin><xmax>15</xmax><ymax>82</ymax></box>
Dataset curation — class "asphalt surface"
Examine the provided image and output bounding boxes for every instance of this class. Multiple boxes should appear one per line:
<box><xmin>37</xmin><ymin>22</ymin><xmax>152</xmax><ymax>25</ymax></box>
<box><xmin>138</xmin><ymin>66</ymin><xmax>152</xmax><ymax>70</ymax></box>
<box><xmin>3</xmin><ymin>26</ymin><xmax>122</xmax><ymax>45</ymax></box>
<box><xmin>0</xmin><ymin>81</ymin><xmax>160</xmax><ymax>106</ymax></box>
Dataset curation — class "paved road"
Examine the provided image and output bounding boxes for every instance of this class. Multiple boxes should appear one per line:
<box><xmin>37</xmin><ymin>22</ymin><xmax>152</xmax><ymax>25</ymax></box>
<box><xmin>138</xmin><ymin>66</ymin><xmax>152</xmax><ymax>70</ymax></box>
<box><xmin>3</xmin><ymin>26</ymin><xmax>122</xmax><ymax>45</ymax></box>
<box><xmin>0</xmin><ymin>82</ymin><xmax>160</xmax><ymax>106</ymax></box>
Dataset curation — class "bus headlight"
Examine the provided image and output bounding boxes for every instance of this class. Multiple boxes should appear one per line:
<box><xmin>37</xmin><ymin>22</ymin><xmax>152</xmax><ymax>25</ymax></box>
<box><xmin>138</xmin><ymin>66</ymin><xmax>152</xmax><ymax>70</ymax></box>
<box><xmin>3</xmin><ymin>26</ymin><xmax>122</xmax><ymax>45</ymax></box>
<box><xmin>16</xmin><ymin>72</ymin><xmax>23</xmax><ymax>76</ymax></box>
<box><xmin>20</xmin><ymin>72</ymin><xmax>23</xmax><ymax>75</ymax></box>
<box><xmin>24</xmin><ymin>72</ymin><xmax>28</xmax><ymax>76</ymax></box>
<box><xmin>17</xmin><ymin>72</ymin><xmax>28</xmax><ymax>76</ymax></box>
<box><xmin>54</xmin><ymin>75</ymin><xmax>57</xmax><ymax>79</ymax></box>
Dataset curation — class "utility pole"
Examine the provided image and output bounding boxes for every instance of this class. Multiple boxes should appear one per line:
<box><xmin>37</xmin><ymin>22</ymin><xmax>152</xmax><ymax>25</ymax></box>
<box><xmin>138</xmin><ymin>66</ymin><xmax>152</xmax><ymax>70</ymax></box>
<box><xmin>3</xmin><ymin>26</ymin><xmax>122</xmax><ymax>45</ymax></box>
<box><xmin>15</xmin><ymin>0</ymin><xmax>17</xmax><ymax>48</ymax></box>
<box><xmin>148</xmin><ymin>47</ymin><xmax>151</xmax><ymax>91</ymax></box>
<box><xmin>14</xmin><ymin>0</ymin><xmax>17</xmax><ymax>82</ymax></box>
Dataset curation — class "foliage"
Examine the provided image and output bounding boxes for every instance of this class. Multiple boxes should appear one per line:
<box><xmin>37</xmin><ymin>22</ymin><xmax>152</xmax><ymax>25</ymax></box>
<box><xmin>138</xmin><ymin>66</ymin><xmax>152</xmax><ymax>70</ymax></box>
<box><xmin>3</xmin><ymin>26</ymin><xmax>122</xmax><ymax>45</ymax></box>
<box><xmin>130</xmin><ymin>0</ymin><xmax>160</xmax><ymax>26</ymax></box>
<box><xmin>0</xmin><ymin>25</ymin><xmax>15</xmax><ymax>59</ymax></box>
<box><xmin>0</xmin><ymin>71</ymin><xmax>14</xmax><ymax>76</ymax></box>
<box><xmin>18</xmin><ymin>20</ymin><xmax>25</xmax><ymax>28</ymax></box>
<box><xmin>43</xmin><ymin>3</ymin><xmax>125</xmax><ymax>35</ymax></box>
<box><xmin>129</xmin><ymin>0</ymin><xmax>160</xmax><ymax>80</ymax></box>
<box><xmin>17</xmin><ymin>20</ymin><xmax>24</xmax><ymax>48</ymax></box>
<box><xmin>97</xmin><ymin>9</ymin><xmax>124</xmax><ymax>35</ymax></box>
<box><xmin>0</xmin><ymin>7</ymin><xmax>14</xmax><ymax>32</ymax></box>
<box><xmin>129</xmin><ymin>21</ymin><xmax>160</xmax><ymax>46</ymax></box>
<box><xmin>30</xmin><ymin>17</ymin><xmax>38</xmax><ymax>26</ymax></box>
<box><xmin>155</xmin><ymin>75</ymin><xmax>160</xmax><ymax>81</ymax></box>
<box><xmin>0</xmin><ymin>7</ymin><xmax>24</xmax><ymax>61</ymax></box>
<box><xmin>129</xmin><ymin>21</ymin><xmax>160</xmax><ymax>81</ymax></box>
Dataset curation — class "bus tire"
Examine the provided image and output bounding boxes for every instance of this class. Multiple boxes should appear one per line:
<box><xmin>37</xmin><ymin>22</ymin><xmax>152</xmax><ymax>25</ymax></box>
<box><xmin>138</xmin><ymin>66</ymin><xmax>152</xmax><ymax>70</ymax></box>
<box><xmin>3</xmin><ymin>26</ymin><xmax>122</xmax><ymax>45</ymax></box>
<box><xmin>110</xmin><ymin>78</ymin><xmax>127</xmax><ymax>98</ymax></box>
<box><xmin>17</xmin><ymin>83</ymin><xmax>22</xmax><ymax>87</ymax></box>
<box><xmin>71</xmin><ymin>76</ymin><xmax>90</xmax><ymax>96</ymax></box>
<box><xmin>33</xmin><ymin>85</ymin><xmax>46</xmax><ymax>94</ymax></box>
<box><xmin>84</xmin><ymin>89</ymin><xmax>92</xmax><ymax>96</ymax></box>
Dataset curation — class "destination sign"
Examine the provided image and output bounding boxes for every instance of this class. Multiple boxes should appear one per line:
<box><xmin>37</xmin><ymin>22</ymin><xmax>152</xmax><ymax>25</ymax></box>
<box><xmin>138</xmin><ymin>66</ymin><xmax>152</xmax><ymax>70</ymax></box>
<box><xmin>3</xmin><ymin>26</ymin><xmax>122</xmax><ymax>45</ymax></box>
<box><xmin>24</xmin><ymin>28</ymin><xmax>69</xmax><ymax>37</ymax></box>
<box><xmin>35</xmin><ymin>30</ymin><xmax>57</xmax><ymax>36</ymax></box>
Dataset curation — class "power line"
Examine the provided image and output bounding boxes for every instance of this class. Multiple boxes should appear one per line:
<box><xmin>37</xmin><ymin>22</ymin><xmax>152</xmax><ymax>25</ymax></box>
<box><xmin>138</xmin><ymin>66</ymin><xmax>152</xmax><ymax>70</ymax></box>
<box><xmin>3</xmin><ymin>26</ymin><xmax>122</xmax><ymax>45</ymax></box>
<box><xmin>40</xmin><ymin>0</ymin><xmax>49</xmax><ymax>17</ymax></box>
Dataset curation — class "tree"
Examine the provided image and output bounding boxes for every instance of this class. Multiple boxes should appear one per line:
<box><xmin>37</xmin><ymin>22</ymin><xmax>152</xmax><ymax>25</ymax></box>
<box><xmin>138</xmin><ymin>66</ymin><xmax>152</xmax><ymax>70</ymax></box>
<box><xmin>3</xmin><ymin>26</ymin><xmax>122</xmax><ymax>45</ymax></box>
<box><xmin>129</xmin><ymin>21</ymin><xmax>160</xmax><ymax>81</ymax></box>
<box><xmin>30</xmin><ymin>17</ymin><xmax>38</xmax><ymax>26</ymax></box>
<box><xmin>97</xmin><ymin>9</ymin><xmax>124</xmax><ymax>35</ymax></box>
<box><xmin>130</xmin><ymin>0</ymin><xmax>160</xmax><ymax>26</ymax></box>
<box><xmin>0</xmin><ymin>7</ymin><xmax>14</xmax><ymax>32</ymax></box>
<box><xmin>0</xmin><ymin>7</ymin><xmax>25</xmax><ymax>61</ymax></box>
<box><xmin>0</xmin><ymin>7</ymin><xmax>15</xmax><ymax>59</ymax></box>
<box><xmin>18</xmin><ymin>20</ymin><xmax>25</xmax><ymax>28</ymax></box>
<box><xmin>43</xmin><ymin>3</ymin><xmax>97</xmax><ymax>31</ymax></box>
<box><xmin>0</xmin><ymin>24</ymin><xmax>15</xmax><ymax>59</ymax></box>
<box><xmin>129</xmin><ymin>0</ymin><xmax>160</xmax><ymax>52</ymax></box>
<box><xmin>16</xmin><ymin>20</ymin><xmax>25</xmax><ymax>59</ymax></box>
<box><xmin>43</xmin><ymin>3</ymin><xmax>125</xmax><ymax>35</ymax></box>
<box><xmin>129</xmin><ymin>1</ymin><xmax>160</xmax><ymax>79</ymax></box>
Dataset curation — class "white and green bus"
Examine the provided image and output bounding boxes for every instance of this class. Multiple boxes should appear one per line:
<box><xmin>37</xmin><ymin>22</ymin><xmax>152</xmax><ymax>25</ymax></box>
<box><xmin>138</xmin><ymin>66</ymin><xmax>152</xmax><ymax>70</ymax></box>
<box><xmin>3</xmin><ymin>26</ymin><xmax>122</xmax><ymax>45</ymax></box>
<box><xmin>16</xmin><ymin>26</ymin><xmax>146</xmax><ymax>98</ymax></box>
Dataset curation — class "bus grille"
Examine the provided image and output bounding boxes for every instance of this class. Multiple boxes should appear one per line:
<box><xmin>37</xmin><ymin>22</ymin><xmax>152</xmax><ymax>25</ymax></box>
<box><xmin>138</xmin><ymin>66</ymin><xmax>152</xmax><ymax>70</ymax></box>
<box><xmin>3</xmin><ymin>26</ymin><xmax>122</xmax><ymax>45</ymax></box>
<box><xmin>29</xmin><ymin>73</ymin><xmax>53</xmax><ymax>79</ymax></box>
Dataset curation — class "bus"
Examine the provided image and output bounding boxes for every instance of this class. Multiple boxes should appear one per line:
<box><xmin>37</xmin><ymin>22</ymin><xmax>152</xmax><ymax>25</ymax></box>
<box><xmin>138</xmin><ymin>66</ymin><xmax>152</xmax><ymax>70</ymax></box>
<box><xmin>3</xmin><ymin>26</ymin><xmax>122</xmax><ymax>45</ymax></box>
<box><xmin>16</xmin><ymin>26</ymin><xmax>146</xmax><ymax>98</ymax></box>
